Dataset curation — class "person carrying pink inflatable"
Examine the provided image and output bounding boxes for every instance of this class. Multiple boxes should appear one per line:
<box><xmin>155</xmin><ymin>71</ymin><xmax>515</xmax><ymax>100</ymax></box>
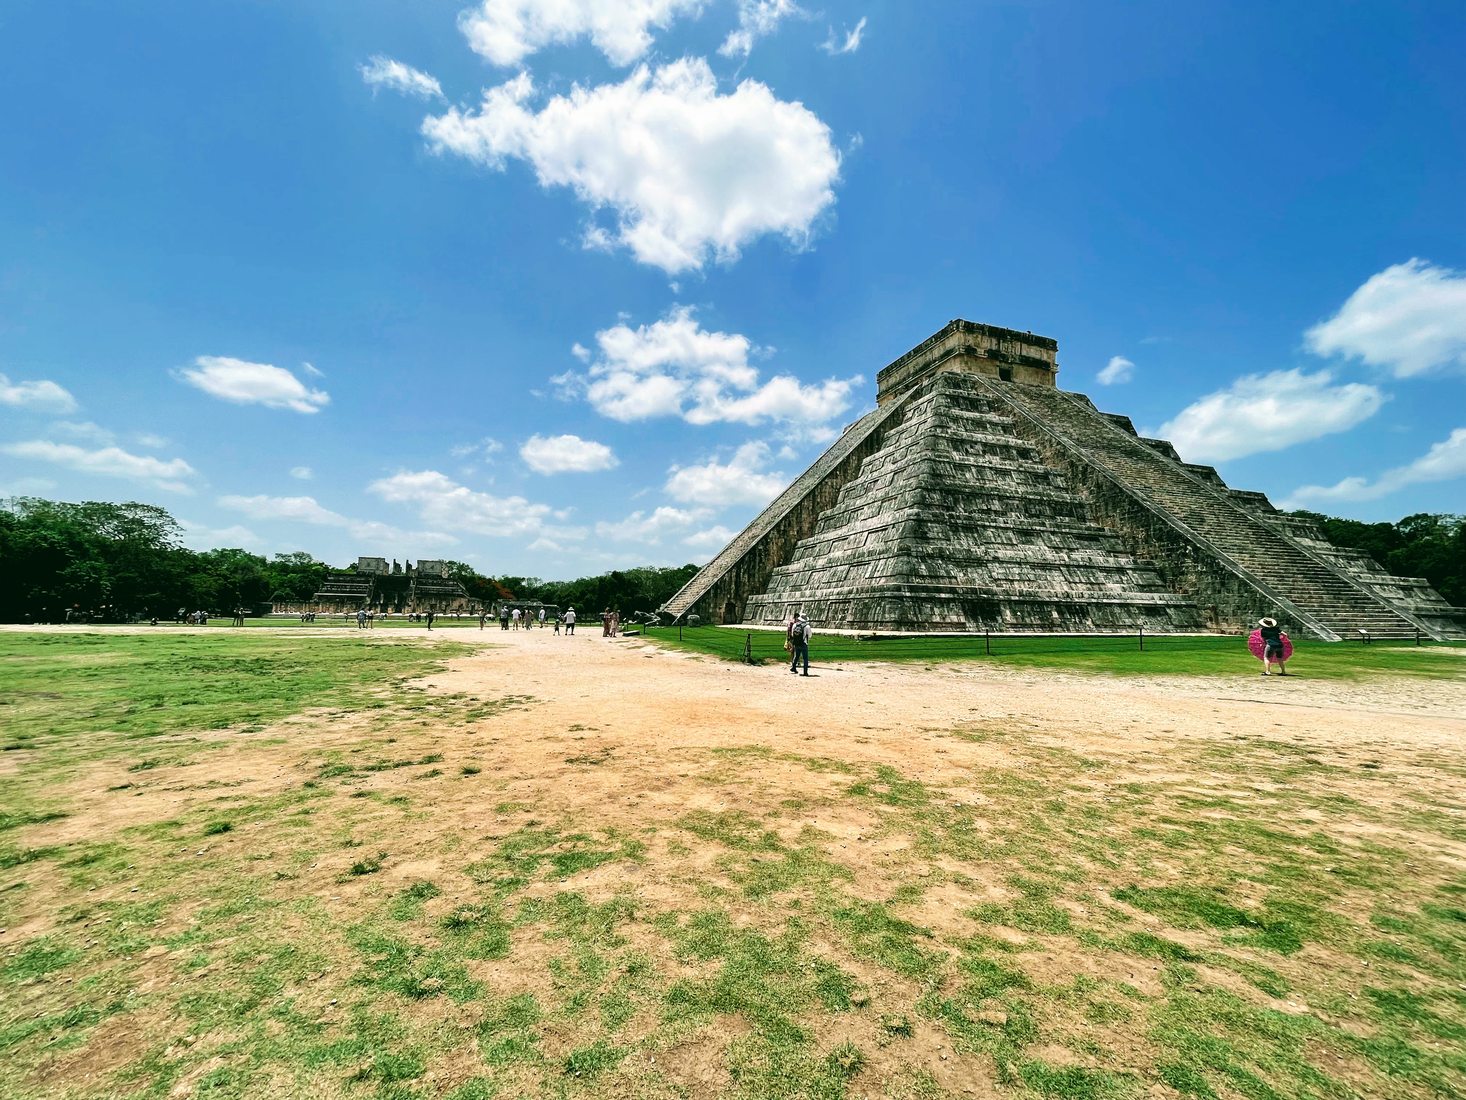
<box><xmin>1255</xmin><ymin>617</ymin><xmax>1290</xmax><ymax>676</ymax></box>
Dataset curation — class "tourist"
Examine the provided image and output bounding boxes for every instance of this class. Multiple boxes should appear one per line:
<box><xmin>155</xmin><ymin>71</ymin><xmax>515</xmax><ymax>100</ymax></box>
<box><xmin>1259</xmin><ymin>617</ymin><xmax>1288</xmax><ymax>676</ymax></box>
<box><xmin>538</xmin><ymin>608</ymin><xmax>546</xmax><ymax>629</ymax></box>
<box><xmin>565</xmin><ymin>606</ymin><xmax>576</xmax><ymax>635</ymax></box>
<box><xmin>512</xmin><ymin>607</ymin><xmax>521</xmax><ymax>630</ymax></box>
<box><xmin>426</xmin><ymin>610</ymin><xmax>435</xmax><ymax>630</ymax></box>
<box><xmin>788</xmin><ymin>612</ymin><xmax>811</xmax><ymax>676</ymax></box>
<box><xmin>500</xmin><ymin>605</ymin><xmax>510</xmax><ymax>630</ymax></box>
<box><xmin>553</xmin><ymin>612</ymin><xmax>561</xmax><ymax>635</ymax></box>
<box><xmin>479</xmin><ymin>609</ymin><xmax>487</xmax><ymax>630</ymax></box>
<box><xmin>356</xmin><ymin>608</ymin><xmax>367</xmax><ymax>630</ymax></box>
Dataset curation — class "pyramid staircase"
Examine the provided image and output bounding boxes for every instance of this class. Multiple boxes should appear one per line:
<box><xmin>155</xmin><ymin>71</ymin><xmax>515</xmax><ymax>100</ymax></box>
<box><xmin>743</xmin><ymin>371</ymin><xmax>1203</xmax><ymax>632</ymax></box>
<box><xmin>982</xmin><ymin>379</ymin><xmax>1452</xmax><ymax>640</ymax></box>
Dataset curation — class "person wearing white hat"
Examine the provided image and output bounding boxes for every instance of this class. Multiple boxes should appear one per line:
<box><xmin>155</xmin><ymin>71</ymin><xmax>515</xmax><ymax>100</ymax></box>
<box><xmin>1258</xmin><ymin>617</ymin><xmax>1288</xmax><ymax>676</ymax></box>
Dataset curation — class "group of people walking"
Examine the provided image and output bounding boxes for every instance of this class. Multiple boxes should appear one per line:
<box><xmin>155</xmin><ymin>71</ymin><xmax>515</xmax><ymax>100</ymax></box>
<box><xmin>496</xmin><ymin>606</ymin><xmax>547</xmax><ymax>630</ymax></box>
<box><xmin>491</xmin><ymin>605</ymin><xmax>578</xmax><ymax>634</ymax></box>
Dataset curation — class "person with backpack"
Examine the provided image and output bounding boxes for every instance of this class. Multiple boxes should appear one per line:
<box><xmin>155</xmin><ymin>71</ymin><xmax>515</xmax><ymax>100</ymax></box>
<box><xmin>788</xmin><ymin>612</ymin><xmax>811</xmax><ymax>676</ymax></box>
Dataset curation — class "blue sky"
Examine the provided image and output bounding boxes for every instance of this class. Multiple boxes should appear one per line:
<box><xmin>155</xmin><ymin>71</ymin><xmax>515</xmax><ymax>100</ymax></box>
<box><xmin>2</xmin><ymin>0</ymin><xmax>1463</xmax><ymax>577</ymax></box>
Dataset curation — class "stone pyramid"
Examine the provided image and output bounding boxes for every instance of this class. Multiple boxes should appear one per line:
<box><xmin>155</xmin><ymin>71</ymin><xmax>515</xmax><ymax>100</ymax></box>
<box><xmin>663</xmin><ymin>321</ymin><xmax>1466</xmax><ymax>640</ymax></box>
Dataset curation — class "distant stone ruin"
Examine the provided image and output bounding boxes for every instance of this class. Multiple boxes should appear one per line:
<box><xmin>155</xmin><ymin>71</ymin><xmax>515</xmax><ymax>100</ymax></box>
<box><xmin>279</xmin><ymin>556</ymin><xmax>472</xmax><ymax>614</ymax></box>
<box><xmin>662</xmin><ymin>320</ymin><xmax>1466</xmax><ymax>640</ymax></box>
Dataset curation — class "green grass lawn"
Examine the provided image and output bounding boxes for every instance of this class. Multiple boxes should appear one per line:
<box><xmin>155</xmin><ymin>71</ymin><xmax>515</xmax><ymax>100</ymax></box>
<box><xmin>2</xmin><ymin>629</ymin><xmax>1464</xmax><ymax>1099</ymax></box>
<box><xmin>641</xmin><ymin>625</ymin><xmax>1466</xmax><ymax>680</ymax></box>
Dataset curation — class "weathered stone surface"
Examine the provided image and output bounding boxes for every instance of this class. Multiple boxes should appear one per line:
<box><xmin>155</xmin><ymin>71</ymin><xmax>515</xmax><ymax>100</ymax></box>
<box><xmin>744</xmin><ymin>371</ymin><xmax>1203</xmax><ymax>632</ymax></box>
<box><xmin>303</xmin><ymin>558</ymin><xmax>471</xmax><ymax>613</ymax></box>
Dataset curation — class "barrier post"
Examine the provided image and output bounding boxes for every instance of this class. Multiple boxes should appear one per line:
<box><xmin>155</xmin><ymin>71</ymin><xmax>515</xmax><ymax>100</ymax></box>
<box><xmin>744</xmin><ymin>633</ymin><xmax>753</xmax><ymax>663</ymax></box>
<box><xmin>1139</xmin><ymin>624</ymin><xmax>1144</xmax><ymax>651</ymax></box>
<box><xmin>984</xmin><ymin>630</ymin><xmax>990</xmax><ymax>656</ymax></box>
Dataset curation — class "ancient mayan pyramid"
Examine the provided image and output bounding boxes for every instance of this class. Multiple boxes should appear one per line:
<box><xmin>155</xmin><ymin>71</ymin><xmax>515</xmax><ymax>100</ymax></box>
<box><xmin>662</xmin><ymin>321</ymin><xmax>1466</xmax><ymax>640</ymax></box>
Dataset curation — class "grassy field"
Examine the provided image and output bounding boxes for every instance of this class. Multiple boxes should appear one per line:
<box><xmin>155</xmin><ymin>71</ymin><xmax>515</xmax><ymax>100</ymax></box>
<box><xmin>644</xmin><ymin>625</ymin><xmax>1466</xmax><ymax>680</ymax></box>
<box><xmin>1</xmin><ymin>629</ymin><xmax>1464</xmax><ymax>1099</ymax></box>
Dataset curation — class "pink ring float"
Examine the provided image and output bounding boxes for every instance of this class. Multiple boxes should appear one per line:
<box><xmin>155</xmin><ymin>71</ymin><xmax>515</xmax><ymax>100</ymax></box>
<box><xmin>1248</xmin><ymin>629</ymin><xmax>1293</xmax><ymax>661</ymax></box>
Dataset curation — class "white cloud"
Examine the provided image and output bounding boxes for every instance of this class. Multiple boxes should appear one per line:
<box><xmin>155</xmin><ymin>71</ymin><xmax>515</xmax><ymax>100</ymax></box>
<box><xmin>290</xmin><ymin>466</ymin><xmax>314</xmax><ymax>480</ymax></box>
<box><xmin>2</xmin><ymin>441</ymin><xmax>196</xmax><ymax>493</ymax></box>
<box><xmin>566</xmin><ymin>306</ymin><xmax>857</xmax><ymax>426</ymax></box>
<box><xmin>0</xmin><ymin>373</ymin><xmax>77</xmax><ymax>413</ymax></box>
<box><xmin>1282</xmin><ymin>427</ymin><xmax>1466</xmax><ymax>508</ymax></box>
<box><xmin>177</xmin><ymin>357</ymin><xmax>330</xmax><ymax>414</ymax></box>
<box><xmin>360</xmin><ymin>55</ymin><xmax>444</xmax><ymax>100</ymax></box>
<box><xmin>594</xmin><ymin>505</ymin><xmax>709</xmax><ymax>543</ymax></box>
<box><xmin>683</xmin><ymin>523</ymin><xmax>735</xmax><ymax>549</ymax></box>
<box><xmin>1149</xmin><ymin>369</ymin><xmax>1384</xmax><ymax>463</ymax></box>
<box><xmin>520</xmin><ymin>433</ymin><xmax>618</xmax><ymax>474</ymax></box>
<box><xmin>1305</xmin><ymin>258</ymin><xmax>1466</xmax><ymax>378</ymax></box>
<box><xmin>450</xmin><ymin>437</ymin><xmax>505</xmax><ymax>461</ymax></box>
<box><xmin>50</xmin><ymin>420</ymin><xmax>115</xmax><ymax>445</ymax></box>
<box><xmin>220</xmin><ymin>494</ymin><xmax>354</xmax><ymax>525</ymax></box>
<box><xmin>720</xmin><ymin>0</ymin><xmax>802</xmax><ymax>58</ymax></box>
<box><xmin>133</xmin><ymin>432</ymin><xmax>169</xmax><ymax>449</ymax></box>
<box><xmin>218</xmin><ymin>493</ymin><xmax>457</xmax><ymax>547</ymax></box>
<box><xmin>458</xmin><ymin>0</ymin><xmax>701</xmax><ymax>67</ymax></box>
<box><xmin>1097</xmin><ymin>356</ymin><xmax>1134</xmax><ymax>385</ymax></box>
<box><xmin>821</xmin><ymin>15</ymin><xmax>867</xmax><ymax>55</ymax></box>
<box><xmin>0</xmin><ymin>476</ymin><xmax>57</xmax><ymax>496</ymax></box>
<box><xmin>177</xmin><ymin>518</ymin><xmax>262</xmax><ymax>550</ymax></box>
<box><xmin>665</xmin><ymin>440</ymin><xmax>785</xmax><ymax>507</ymax></box>
<box><xmin>368</xmin><ymin>469</ymin><xmax>565</xmax><ymax>538</ymax></box>
<box><xmin>422</xmin><ymin>58</ymin><xmax>840</xmax><ymax>273</ymax></box>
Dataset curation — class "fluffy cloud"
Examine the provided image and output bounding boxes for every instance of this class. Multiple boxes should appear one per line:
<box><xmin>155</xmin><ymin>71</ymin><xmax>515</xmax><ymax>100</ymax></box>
<box><xmin>1149</xmin><ymin>369</ymin><xmax>1384</xmax><ymax>463</ymax></box>
<box><xmin>458</xmin><ymin>0</ymin><xmax>701</xmax><ymax>66</ymax></box>
<box><xmin>665</xmin><ymin>441</ymin><xmax>786</xmax><ymax>507</ymax></box>
<box><xmin>177</xmin><ymin>518</ymin><xmax>262</xmax><ymax>551</ymax></box>
<box><xmin>289</xmin><ymin>466</ymin><xmax>313</xmax><ymax>480</ymax></box>
<box><xmin>360</xmin><ymin>55</ymin><xmax>444</xmax><ymax>100</ymax></box>
<box><xmin>594</xmin><ymin>505</ymin><xmax>709</xmax><ymax>543</ymax></box>
<box><xmin>2</xmin><ymin>441</ymin><xmax>196</xmax><ymax>492</ymax></box>
<box><xmin>821</xmin><ymin>16</ymin><xmax>867</xmax><ymax>55</ymax></box>
<box><xmin>0</xmin><ymin>373</ymin><xmax>77</xmax><ymax>413</ymax></box>
<box><xmin>683</xmin><ymin>523</ymin><xmax>736</xmax><ymax>550</ymax></box>
<box><xmin>368</xmin><ymin>469</ymin><xmax>563</xmax><ymax>538</ymax></box>
<box><xmin>564</xmin><ymin>306</ymin><xmax>857</xmax><ymax>426</ymax></box>
<box><xmin>720</xmin><ymin>0</ymin><xmax>802</xmax><ymax>58</ymax></box>
<box><xmin>177</xmin><ymin>357</ymin><xmax>330</xmax><ymax>414</ymax></box>
<box><xmin>50</xmin><ymin>420</ymin><xmax>115</xmax><ymax>445</ymax></box>
<box><xmin>218</xmin><ymin>493</ymin><xmax>456</xmax><ymax>547</ymax></box>
<box><xmin>520</xmin><ymin>433</ymin><xmax>618</xmax><ymax>474</ymax></box>
<box><xmin>1305</xmin><ymin>259</ymin><xmax>1466</xmax><ymax>378</ymax></box>
<box><xmin>1097</xmin><ymin>356</ymin><xmax>1134</xmax><ymax>385</ymax></box>
<box><xmin>1281</xmin><ymin>427</ymin><xmax>1466</xmax><ymax>508</ymax></box>
<box><xmin>422</xmin><ymin>59</ymin><xmax>840</xmax><ymax>273</ymax></box>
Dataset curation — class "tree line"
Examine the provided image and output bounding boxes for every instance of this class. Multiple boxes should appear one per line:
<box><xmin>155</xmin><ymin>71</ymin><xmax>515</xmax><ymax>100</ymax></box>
<box><xmin>0</xmin><ymin>497</ymin><xmax>696</xmax><ymax>623</ymax></box>
<box><xmin>2</xmin><ymin>496</ymin><xmax>1459</xmax><ymax>624</ymax></box>
<box><xmin>1288</xmin><ymin>510</ymin><xmax>1466</xmax><ymax>606</ymax></box>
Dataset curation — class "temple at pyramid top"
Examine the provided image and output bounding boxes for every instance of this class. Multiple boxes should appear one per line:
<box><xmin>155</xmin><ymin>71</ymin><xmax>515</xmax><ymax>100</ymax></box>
<box><xmin>876</xmin><ymin>320</ymin><xmax>1059</xmax><ymax>402</ymax></box>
